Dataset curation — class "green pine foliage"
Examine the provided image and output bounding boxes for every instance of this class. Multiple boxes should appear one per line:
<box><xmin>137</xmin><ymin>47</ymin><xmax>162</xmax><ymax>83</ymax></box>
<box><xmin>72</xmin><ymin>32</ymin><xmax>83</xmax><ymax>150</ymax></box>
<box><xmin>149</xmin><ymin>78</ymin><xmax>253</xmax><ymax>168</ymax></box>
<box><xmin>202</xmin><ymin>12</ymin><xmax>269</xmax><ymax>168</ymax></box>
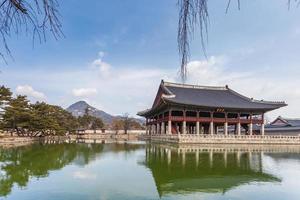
<box><xmin>0</xmin><ymin>85</ymin><xmax>105</xmax><ymax>137</ymax></box>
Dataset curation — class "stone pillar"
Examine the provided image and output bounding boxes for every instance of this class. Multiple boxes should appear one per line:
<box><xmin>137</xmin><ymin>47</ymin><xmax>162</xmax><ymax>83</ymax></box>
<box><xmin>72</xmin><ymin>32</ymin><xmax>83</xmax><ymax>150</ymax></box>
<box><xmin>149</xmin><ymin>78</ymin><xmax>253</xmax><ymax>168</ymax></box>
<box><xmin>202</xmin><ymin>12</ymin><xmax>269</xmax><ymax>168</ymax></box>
<box><xmin>210</xmin><ymin>112</ymin><xmax>214</xmax><ymax>135</ymax></box>
<box><xmin>182</xmin><ymin>110</ymin><xmax>186</xmax><ymax>135</ymax></box>
<box><xmin>261</xmin><ymin>116</ymin><xmax>265</xmax><ymax>136</ymax></box>
<box><xmin>156</xmin><ymin>123</ymin><xmax>160</xmax><ymax>134</ymax></box>
<box><xmin>161</xmin><ymin>122</ymin><xmax>165</xmax><ymax>134</ymax></box>
<box><xmin>237</xmin><ymin>122</ymin><xmax>241</xmax><ymax>135</ymax></box>
<box><xmin>224</xmin><ymin>112</ymin><xmax>228</xmax><ymax>135</ymax></box>
<box><xmin>249</xmin><ymin>114</ymin><xmax>253</xmax><ymax>135</ymax></box>
<box><xmin>237</xmin><ymin>113</ymin><xmax>241</xmax><ymax>136</ymax></box>
<box><xmin>168</xmin><ymin>110</ymin><xmax>172</xmax><ymax>135</ymax></box>
<box><xmin>249</xmin><ymin>123</ymin><xmax>253</xmax><ymax>136</ymax></box>
<box><xmin>261</xmin><ymin>124</ymin><xmax>265</xmax><ymax>136</ymax></box>
<box><xmin>196</xmin><ymin>111</ymin><xmax>200</xmax><ymax>135</ymax></box>
<box><xmin>152</xmin><ymin>124</ymin><xmax>155</xmax><ymax>135</ymax></box>
<box><xmin>182</xmin><ymin>121</ymin><xmax>186</xmax><ymax>135</ymax></box>
<box><xmin>224</xmin><ymin>122</ymin><xmax>228</xmax><ymax>135</ymax></box>
<box><xmin>168</xmin><ymin>120</ymin><xmax>172</xmax><ymax>135</ymax></box>
<box><xmin>145</xmin><ymin>119</ymin><xmax>148</xmax><ymax>135</ymax></box>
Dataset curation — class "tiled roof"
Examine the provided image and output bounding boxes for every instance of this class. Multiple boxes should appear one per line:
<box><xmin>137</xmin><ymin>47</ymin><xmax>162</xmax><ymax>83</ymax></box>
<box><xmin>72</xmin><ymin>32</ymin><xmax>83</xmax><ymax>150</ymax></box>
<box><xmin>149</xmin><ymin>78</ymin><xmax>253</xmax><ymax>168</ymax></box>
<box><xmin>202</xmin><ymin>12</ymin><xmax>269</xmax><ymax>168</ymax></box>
<box><xmin>138</xmin><ymin>80</ymin><xmax>287</xmax><ymax>116</ymax></box>
<box><xmin>162</xmin><ymin>81</ymin><xmax>286</xmax><ymax>111</ymax></box>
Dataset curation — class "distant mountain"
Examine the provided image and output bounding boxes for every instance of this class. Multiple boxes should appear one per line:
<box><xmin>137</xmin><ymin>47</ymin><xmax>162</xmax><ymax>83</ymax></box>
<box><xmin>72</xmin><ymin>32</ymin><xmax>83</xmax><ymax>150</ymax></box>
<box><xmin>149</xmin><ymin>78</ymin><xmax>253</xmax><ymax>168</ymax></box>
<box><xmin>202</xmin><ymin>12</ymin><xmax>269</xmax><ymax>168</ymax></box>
<box><xmin>66</xmin><ymin>101</ymin><xmax>144</xmax><ymax>125</ymax></box>
<box><xmin>66</xmin><ymin>101</ymin><xmax>114</xmax><ymax>124</ymax></box>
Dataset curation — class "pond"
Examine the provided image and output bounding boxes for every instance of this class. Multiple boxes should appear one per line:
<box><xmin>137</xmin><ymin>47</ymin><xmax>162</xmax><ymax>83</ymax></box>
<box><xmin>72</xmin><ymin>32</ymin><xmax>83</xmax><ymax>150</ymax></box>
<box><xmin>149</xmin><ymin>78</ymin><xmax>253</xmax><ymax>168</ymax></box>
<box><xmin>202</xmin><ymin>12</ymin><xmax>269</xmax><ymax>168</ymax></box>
<box><xmin>0</xmin><ymin>142</ymin><xmax>300</xmax><ymax>200</ymax></box>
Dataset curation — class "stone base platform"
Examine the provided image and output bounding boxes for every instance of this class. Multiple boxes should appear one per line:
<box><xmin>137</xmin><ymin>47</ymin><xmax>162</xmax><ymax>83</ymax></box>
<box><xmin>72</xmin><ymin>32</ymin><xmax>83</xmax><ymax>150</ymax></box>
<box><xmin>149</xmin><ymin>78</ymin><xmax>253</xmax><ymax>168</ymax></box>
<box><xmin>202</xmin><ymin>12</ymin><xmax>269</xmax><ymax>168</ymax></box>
<box><xmin>140</xmin><ymin>134</ymin><xmax>300</xmax><ymax>145</ymax></box>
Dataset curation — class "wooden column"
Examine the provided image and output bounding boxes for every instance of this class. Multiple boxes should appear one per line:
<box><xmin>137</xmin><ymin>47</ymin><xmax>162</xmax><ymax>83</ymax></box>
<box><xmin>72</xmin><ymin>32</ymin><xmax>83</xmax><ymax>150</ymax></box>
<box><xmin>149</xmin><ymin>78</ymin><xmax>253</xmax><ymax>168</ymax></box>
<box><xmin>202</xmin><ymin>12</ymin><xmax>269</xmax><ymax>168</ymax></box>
<box><xmin>237</xmin><ymin>113</ymin><xmax>241</xmax><ymax>136</ymax></box>
<box><xmin>161</xmin><ymin>122</ymin><xmax>165</xmax><ymax>134</ymax></box>
<box><xmin>261</xmin><ymin>113</ymin><xmax>265</xmax><ymax>136</ymax></box>
<box><xmin>224</xmin><ymin>112</ymin><xmax>228</xmax><ymax>135</ymax></box>
<box><xmin>146</xmin><ymin>119</ymin><xmax>149</xmax><ymax>135</ymax></box>
<box><xmin>196</xmin><ymin>111</ymin><xmax>200</xmax><ymax>135</ymax></box>
<box><xmin>168</xmin><ymin>110</ymin><xmax>172</xmax><ymax>135</ymax></box>
<box><xmin>156</xmin><ymin>116</ymin><xmax>159</xmax><ymax>134</ymax></box>
<box><xmin>182</xmin><ymin>110</ymin><xmax>186</xmax><ymax>135</ymax></box>
<box><xmin>210</xmin><ymin>111</ymin><xmax>214</xmax><ymax>135</ymax></box>
<box><xmin>249</xmin><ymin>114</ymin><xmax>253</xmax><ymax>136</ymax></box>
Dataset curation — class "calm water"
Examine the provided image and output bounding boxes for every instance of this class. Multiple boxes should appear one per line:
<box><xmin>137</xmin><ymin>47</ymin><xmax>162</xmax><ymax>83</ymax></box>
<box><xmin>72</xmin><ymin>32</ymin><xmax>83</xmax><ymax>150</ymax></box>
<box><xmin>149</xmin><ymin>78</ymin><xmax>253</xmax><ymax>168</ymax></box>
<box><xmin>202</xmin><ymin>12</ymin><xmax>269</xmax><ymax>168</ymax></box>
<box><xmin>1</xmin><ymin>142</ymin><xmax>300</xmax><ymax>200</ymax></box>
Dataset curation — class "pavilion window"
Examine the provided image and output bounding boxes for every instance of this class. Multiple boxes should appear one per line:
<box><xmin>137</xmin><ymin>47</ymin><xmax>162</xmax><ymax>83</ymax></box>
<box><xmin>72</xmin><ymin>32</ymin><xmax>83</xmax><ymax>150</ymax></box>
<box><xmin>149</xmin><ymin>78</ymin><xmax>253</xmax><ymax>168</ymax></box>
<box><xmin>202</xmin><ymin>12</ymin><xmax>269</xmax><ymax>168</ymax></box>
<box><xmin>163</xmin><ymin>111</ymin><xmax>169</xmax><ymax>119</ymax></box>
<box><xmin>213</xmin><ymin>112</ymin><xmax>225</xmax><ymax>118</ymax></box>
<box><xmin>227</xmin><ymin>113</ymin><xmax>238</xmax><ymax>119</ymax></box>
<box><xmin>186</xmin><ymin>111</ymin><xmax>197</xmax><ymax>117</ymax></box>
<box><xmin>240</xmin><ymin>113</ymin><xmax>249</xmax><ymax>119</ymax></box>
<box><xmin>171</xmin><ymin>110</ymin><xmax>184</xmax><ymax>117</ymax></box>
<box><xmin>199</xmin><ymin>112</ymin><xmax>210</xmax><ymax>118</ymax></box>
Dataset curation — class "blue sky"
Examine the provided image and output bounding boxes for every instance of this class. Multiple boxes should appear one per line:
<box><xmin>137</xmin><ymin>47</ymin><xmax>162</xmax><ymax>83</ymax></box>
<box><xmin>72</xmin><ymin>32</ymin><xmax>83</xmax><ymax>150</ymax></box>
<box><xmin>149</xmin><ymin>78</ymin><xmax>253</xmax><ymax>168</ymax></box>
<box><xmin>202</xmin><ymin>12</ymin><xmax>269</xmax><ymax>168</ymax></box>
<box><xmin>1</xmin><ymin>0</ymin><xmax>300</xmax><ymax>121</ymax></box>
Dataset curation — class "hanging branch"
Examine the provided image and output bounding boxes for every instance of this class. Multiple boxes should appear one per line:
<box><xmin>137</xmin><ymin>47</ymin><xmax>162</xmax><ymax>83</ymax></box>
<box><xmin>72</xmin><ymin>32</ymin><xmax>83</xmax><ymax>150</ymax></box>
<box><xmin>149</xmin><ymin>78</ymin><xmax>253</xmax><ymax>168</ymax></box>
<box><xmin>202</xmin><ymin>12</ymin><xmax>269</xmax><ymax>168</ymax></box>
<box><xmin>177</xmin><ymin>0</ymin><xmax>299</xmax><ymax>83</ymax></box>
<box><xmin>0</xmin><ymin>0</ymin><xmax>63</xmax><ymax>61</ymax></box>
<box><xmin>178</xmin><ymin>0</ymin><xmax>209</xmax><ymax>83</ymax></box>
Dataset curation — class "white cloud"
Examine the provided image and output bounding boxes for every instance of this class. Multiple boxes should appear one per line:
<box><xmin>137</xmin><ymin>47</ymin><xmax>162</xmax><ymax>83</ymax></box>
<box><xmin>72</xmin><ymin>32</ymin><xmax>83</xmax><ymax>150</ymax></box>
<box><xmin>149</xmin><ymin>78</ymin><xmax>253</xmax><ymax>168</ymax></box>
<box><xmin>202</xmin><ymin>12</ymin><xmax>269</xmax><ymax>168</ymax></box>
<box><xmin>5</xmin><ymin>53</ymin><xmax>300</xmax><ymax>120</ymax></box>
<box><xmin>184</xmin><ymin>56</ymin><xmax>300</xmax><ymax>120</ymax></box>
<box><xmin>98</xmin><ymin>51</ymin><xmax>105</xmax><ymax>58</ymax></box>
<box><xmin>72</xmin><ymin>88</ymin><xmax>98</xmax><ymax>97</ymax></box>
<box><xmin>92</xmin><ymin>58</ymin><xmax>111</xmax><ymax>77</ymax></box>
<box><xmin>15</xmin><ymin>85</ymin><xmax>46</xmax><ymax>99</ymax></box>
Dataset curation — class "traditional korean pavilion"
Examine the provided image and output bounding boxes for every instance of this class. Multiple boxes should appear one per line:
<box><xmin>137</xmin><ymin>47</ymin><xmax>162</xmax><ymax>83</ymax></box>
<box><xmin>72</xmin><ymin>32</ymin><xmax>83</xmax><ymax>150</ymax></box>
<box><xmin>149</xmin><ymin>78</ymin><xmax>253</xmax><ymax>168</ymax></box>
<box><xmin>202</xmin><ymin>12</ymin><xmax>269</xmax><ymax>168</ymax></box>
<box><xmin>138</xmin><ymin>80</ymin><xmax>287</xmax><ymax>136</ymax></box>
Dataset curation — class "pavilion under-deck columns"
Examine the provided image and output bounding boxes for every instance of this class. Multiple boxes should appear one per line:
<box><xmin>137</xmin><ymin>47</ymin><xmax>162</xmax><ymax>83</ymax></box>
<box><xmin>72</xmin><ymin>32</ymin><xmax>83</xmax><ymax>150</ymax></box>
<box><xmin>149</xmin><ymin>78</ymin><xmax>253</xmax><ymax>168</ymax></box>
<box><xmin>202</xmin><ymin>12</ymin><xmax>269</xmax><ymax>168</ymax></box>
<box><xmin>156</xmin><ymin>123</ymin><xmax>160</xmax><ymax>134</ymax></box>
<box><xmin>261</xmin><ymin>113</ymin><xmax>265</xmax><ymax>136</ymax></box>
<box><xmin>168</xmin><ymin>120</ymin><xmax>172</xmax><ymax>135</ymax></box>
<box><xmin>196</xmin><ymin>121</ymin><xmax>200</xmax><ymax>135</ymax></box>
<box><xmin>196</xmin><ymin>111</ymin><xmax>200</xmax><ymax>135</ymax></box>
<box><xmin>167</xmin><ymin>110</ymin><xmax>172</xmax><ymax>135</ymax></box>
<box><xmin>153</xmin><ymin>124</ymin><xmax>156</xmax><ymax>135</ymax></box>
<box><xmin>237</xmin><ymin>123</ymin><xmax>241</xmax><ymax>135</ymax></box>
<box><xmin>182</xmin><ymin>121</ymin><xmax>186</xmax><ymax>134</ymax></box>
<box><xmin>224</xmin><ymin>122</ymin><xmax>228</xmax><ymax>135</ymax></box>
<box><xmin>249</xmin><ymin>114</ymin><xmax>253</xmax><ymax>136</ymax></box>
<box><xmin>224</xmin><ymin>113</ymin><xmax>228</xmax><ymax>135</ymax></box>
<box><xmin>249</xmin><ymin>123</ymin><xmax>253</xmax><ymax>135</ymax></box>
<box><xmin>209</xmin><ymin>112</ymin><xmax>214</xmax><ymax>135</ymax></box>
<box><xmin>161</xmin><ymin>122</ymin><xmax>165</xmax><ymax>134</ymax></box>
<box><xmin>182</xmin><ymin>110</ymin><xmax>186</xmax><ymax>134</ymax></box>
<box><xmin>237</xmin><ymin>113</ymin><xmax>241</xmax><ymax>135</ymax></box>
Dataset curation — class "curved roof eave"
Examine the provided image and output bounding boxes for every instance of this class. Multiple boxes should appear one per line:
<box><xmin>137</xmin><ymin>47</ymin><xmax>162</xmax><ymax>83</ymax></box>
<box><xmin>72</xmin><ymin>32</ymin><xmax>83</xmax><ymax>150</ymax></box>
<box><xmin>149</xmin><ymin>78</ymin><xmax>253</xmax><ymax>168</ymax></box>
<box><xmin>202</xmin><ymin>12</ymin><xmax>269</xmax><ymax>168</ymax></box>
<box><xmin>163</xmin><ymin>98</ymin><xmax>286</xmax><ymax>113</ymax></box>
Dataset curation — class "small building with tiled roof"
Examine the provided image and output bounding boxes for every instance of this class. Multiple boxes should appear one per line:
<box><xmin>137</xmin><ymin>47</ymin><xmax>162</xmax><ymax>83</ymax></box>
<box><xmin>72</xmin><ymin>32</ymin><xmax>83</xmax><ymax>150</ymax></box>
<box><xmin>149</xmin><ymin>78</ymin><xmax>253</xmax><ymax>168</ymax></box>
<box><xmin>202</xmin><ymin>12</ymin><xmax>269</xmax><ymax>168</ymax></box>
<box><xmin>138</xmin><ymin>80</ymin><xmax>287</xmax><ymax>136</ymax></box>
<box><xmin>262</xmin><ymin>116</ymin><xmax>300</xmax><ymax>136</ymax></box>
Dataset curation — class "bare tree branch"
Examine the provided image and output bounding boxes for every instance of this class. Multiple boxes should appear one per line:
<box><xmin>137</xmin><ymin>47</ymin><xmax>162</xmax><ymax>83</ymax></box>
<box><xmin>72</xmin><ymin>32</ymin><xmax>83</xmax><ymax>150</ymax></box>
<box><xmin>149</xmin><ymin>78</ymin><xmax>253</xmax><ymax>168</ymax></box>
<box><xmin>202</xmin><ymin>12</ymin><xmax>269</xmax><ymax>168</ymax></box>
<box><xmin>0</xmin><ymin>0</ymin><xmax>63</xmax><ymax>61</ymax></box>
<box><xmin>177</xmin><ymin>0</ymin><xmax>299</xmax><ymax>83</ymax></box>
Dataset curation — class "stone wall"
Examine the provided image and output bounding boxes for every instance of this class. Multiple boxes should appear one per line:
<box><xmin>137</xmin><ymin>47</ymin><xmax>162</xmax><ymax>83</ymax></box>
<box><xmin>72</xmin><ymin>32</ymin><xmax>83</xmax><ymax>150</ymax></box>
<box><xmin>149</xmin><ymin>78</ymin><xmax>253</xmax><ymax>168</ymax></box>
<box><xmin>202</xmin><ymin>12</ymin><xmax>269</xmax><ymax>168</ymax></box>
<box><xmin>141</xmin><ymin>134</ymin><xmax>300</xmax><ymax>144</ymax></box>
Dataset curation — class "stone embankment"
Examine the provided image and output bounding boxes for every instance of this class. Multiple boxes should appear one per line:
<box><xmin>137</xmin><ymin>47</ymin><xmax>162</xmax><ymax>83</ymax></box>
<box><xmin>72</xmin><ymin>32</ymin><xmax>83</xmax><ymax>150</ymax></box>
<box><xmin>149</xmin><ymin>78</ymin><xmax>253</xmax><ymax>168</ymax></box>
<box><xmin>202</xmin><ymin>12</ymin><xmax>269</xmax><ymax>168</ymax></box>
<box><xmin>141</xmin><ymin>134</ymin><xmax>300</xmax><ymax>145</ymax></box>
<box><xmin>0</xmin><ymin>132</ymin><xmax>143</xmax><ymax>146</ymax></box>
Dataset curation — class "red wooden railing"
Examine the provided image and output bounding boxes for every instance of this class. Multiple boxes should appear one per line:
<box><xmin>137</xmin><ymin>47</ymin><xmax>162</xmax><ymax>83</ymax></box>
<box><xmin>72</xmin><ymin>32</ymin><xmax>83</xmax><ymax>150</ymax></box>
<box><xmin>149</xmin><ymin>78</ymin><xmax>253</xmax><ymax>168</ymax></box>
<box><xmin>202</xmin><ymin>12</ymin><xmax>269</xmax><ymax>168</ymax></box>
<box><xmin>146</xmin><ymin>116</ymin><xmax>263</xmax><ymax>125</ymax></box>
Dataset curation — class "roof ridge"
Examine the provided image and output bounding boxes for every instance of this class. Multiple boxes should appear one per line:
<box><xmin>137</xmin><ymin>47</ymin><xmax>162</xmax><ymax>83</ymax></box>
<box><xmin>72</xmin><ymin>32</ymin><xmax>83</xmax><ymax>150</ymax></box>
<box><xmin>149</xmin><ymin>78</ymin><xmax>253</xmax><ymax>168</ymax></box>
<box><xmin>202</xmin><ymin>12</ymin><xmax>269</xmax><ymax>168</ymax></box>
<box><xmin>163</xmin><ymin>81</ymin><xmax>227</xmax><ymax>91</ymax></box>
<box><xmin>251</xmin><ymin>99</ymin><xmax>286</xmax><ymax>105</ymax></box>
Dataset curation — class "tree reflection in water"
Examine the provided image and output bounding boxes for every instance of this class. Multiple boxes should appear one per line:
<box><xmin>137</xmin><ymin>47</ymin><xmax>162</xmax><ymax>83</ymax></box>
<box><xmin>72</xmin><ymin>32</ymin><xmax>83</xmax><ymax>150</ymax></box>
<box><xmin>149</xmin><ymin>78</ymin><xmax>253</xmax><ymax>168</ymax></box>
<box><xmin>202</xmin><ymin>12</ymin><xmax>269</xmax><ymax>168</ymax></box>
<box><xmin>0</xmin><ymin>142</ymin><xmax>144</xmax><ymax>197</ymax></box>
<box><xmin>142</xmin><ymin>144</ymin><xmax>281</xmax><ymax>197</ymax></box>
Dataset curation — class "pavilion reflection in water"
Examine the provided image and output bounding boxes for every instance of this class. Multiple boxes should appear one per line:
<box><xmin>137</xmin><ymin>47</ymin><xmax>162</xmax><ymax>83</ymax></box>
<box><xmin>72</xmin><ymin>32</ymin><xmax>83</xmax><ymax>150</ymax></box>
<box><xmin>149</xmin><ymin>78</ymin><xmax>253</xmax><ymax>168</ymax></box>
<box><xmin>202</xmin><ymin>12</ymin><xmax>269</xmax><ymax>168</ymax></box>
<box><xmin>143</xmin><ymin>145</ymin><xmax>280</xmax><ymax>197</ymax></box>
